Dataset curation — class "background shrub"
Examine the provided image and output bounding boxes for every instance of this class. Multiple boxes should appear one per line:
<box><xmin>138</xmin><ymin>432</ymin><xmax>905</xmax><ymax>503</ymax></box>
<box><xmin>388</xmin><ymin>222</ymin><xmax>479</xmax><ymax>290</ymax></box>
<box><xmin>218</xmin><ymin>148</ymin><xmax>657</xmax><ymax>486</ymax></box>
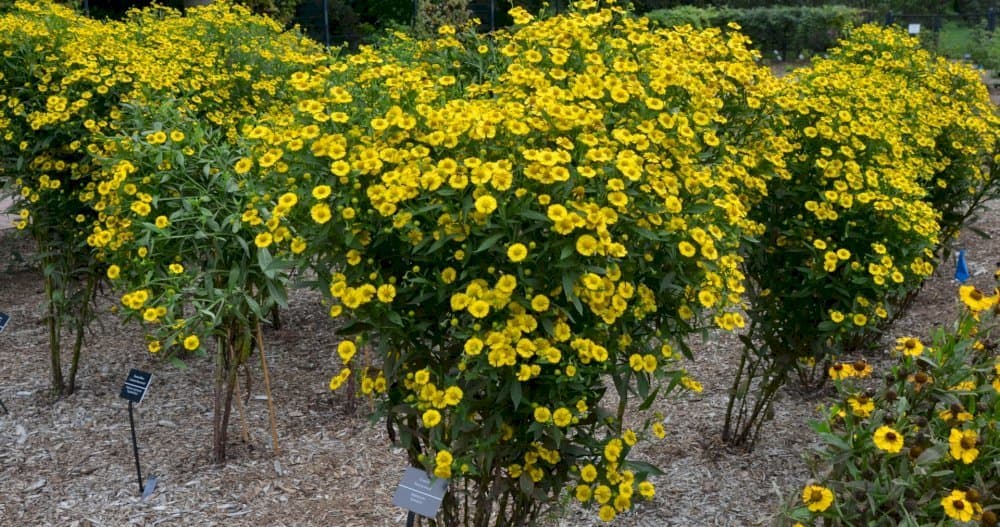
<box><xmin>646</xmin><ymin>5</ymin><xmax>865</xmax><ymax>59</ymax></box>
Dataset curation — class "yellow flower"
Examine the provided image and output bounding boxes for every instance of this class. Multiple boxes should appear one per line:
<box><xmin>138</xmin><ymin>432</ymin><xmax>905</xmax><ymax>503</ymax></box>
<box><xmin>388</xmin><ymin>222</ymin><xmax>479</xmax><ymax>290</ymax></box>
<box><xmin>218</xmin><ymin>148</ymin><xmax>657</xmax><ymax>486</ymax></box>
<box><xmin>106</xmin><ymin>265</ymin><xmax>121</xmax><ymax>280</ymax></box>
<box><xmin>507</xmin><ymin>243</ymin><xmax>528</xmax><ymax>263</ymax></box>
<box><xmin>533</xmin><ymin>406</ymin><xmax>551</xmax><ymax>423</ymax></box>
<box><xmin>941</xmin><ymin>489</ymin><xmax>974</xmax><ymax>522</ymax></box>
<box><xmin>142</xmin><ymin>307</ymin><xmax>160</xmax><ymax>322</ymax></box>
<box><xmin>468</xmin><ymin>300</ymin><xmax>490</xmax><ymax>318</ymax></box>
<box><xmin>312</xmin><ymin>185</ymin><xmax>332</xmax><ymax>199</ymax></box>
<box><xmin>169</xmin><ymin>130</ymin><xmax>185</xmax><ymax>142</ymax></box>
<box><xmin>894</xmin><ymin>336</ymin><xmax>923</xmax><ymax>357</ymax></box>
<box><xmin>638</xmin><ymin>481</ymin><xmax>655</xmax><ymax>499</ymax></box>
<box><xmin>377</xmin><ymin>284</ymin><xmax>396</xmax><ymax>303</ymax></box>
<box><xmin>959</xmin><ymin>284</ymin><xmax>996</xmax><ymax>311</ymax></box>
<box><xmin>147</xmin><ymin>341</ymin><xmax>161</xmax><ymax>353</ymax></box>
<box><xmin>622</xmin><ymin>429</ymin><xmax>637</xmax><ymax>446</ymax></box>
<box><xmin>873</xmin><ymin>425</ymin><xmax>904</xmax><ymax>453</ymax></box>
<box><xmin>598</xmin><ymin>505</ymin><xmax>615</xmax><ymax>522</ymax></box>
<box><xmin>948</xmin><ymin>428</ymin><xmax>979</xmax><ymax>464</ymax></box>
<box><xmin>464</xmin><ymin>337</ymin><xmax>483</xmax><ymax>356</ymax></box>
<box><xmin>182</xmin><ymin>335</ymin><xmax>200</xmax><ymax>351</ymax></box>
<box><xmin>847</xmin><ymin>396</ymin><xmax>874</xmax><ymax>417</ymax></box>
<box><xmin>575</xmin><ymin>485</ymin><xmax>592</xmax><ymax>502</ymax></box>
<box><xmin>530</xmin><ymin>294</ymin><xmax>550</xmax><ymax>312</ymax></box>
<box><xmin>329</xmin><ymin>369</ymin><xmax>350</xmax><ymax>390</ymax></box>
<box><xmin>678</xmin><ymin>241</ymin><xmax>696</xmax><ymax>257</ymax></box>
<box><xmin>154</xmin><ymin>215</ymin><xmax>169</xmax><ymax>229</ymax></box>
<box><xmin>338</xmin><ymin>341</ymin><xmax>357</xmax><ymax>363</ymax></box>
<box><xmin>291</xmin><ymin>237</ymin><xmax>307</xmax><ymax>254</ymax></box>
<box><xmin>576</xmin><ymin>234</ymin><xmax>598</xmax><ymax>256</ymax></box>
<box><xmin>434</xmin><ymin>450</ymin><xmax>453</xmax><ymax>479</ymax></box>
<box><xmin>552</xmin><ymin>407</ymin><xmax>572</xmax><ymax>427</ymax></box>
<box><xmin>652</xmin><ymin>422</ymin><xmax>666</xmax><ymax>439</ymax></box>
<box><xmin>310</xmin><ymin>203</ymin><xmax>332</xmax><ymax>224</ymax></box>
<box><xmin>801</xmin><ymin>484</ymin><xmax>834</xmax><ymax>512</ymax></box>
<box><xmin>852</xmin><ymin>313</ymin><xmax>867</xmax><ymax>326</ymax></box>
<box><xmin>474</xmin><ymin>195</ymin><xmax>497</xmax><ymax>214</ymax></box>
<box><xmin>593</xmin><ymin>484</ymin><xmax>612</xmax><ymax>504</ymax></box>
<box><xmin>169</xmin><ymin>263</ymin><xmax>184</xmax><ymax>274</ymax></box>
<box><xmin>422</xmin><ymin>409</ymin><xmax>442</xmax><ymax>428</ymax></box>
<box><xmin>254</xmin><ymin>232</ymin><xmax>273</xmax><ymax>248</ymax></box>
<box><xmin>827</xmin><ymin>362</ymin><xmax>851</xmax><ymax>380</ymax></box>
<box><xmin>234</xmin><ymin>158</ymin><xmax>253</xmax><ymax>174</ymax></box>
<box><xmin>580</xmin><ymin>464</ymin><xmax>598</xmax><ymax>483</ymax></box>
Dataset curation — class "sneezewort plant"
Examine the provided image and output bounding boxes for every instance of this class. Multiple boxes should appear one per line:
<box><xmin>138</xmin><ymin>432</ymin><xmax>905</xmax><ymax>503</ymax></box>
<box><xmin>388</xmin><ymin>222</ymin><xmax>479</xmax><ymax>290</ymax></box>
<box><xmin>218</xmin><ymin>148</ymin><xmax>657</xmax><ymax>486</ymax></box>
<box><xmin>244</xmin><ymin>1</ymin><xmax>779</xmax><ymax>524</ymax></box>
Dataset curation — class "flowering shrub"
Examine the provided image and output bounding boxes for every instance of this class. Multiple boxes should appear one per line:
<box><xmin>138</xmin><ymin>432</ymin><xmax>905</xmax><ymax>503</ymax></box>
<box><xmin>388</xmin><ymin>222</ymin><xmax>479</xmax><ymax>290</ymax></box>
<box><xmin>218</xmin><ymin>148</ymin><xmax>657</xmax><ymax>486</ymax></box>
<box><xmin>244</xmin><ymin>1</ymin><xmax>777</xmax><ymax>523</ymax></box>
<box><xmin>786</xmin><ymin>275</ymin><xmax>999</xmax><ymax>526</ymax></box>
<box><xmin>723</xmin><ymin>25</ymin><xmax>999</xmax><ymax>448</ymax></box>
<box><xmin>0</xmin><ymin>1</ymin><xmax>122</xmax><ymax>395</ymax></box>
<box><xmin>88</xmin><ymin>103</ymin><xmax>302</xmax><ymax>462</ymax></box>
<box><xmin>0</xmin><ymin>0</ymin><xmax>328</xmax><ymax>452</ymax></box>
<box><xmin>825</xmin><ymin>25</ymin><xmax>1000</xmax><ymax>261</ymax></box>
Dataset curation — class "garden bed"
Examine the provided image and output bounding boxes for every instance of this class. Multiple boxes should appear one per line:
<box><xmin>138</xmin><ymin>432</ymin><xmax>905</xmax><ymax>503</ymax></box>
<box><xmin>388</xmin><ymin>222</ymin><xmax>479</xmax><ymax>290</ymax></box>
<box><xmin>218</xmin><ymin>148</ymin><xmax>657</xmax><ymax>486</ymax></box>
<box><xmin>1</xmin><ymin>201</ymin><xmax>996</xmax><ymax>527</ymax></box>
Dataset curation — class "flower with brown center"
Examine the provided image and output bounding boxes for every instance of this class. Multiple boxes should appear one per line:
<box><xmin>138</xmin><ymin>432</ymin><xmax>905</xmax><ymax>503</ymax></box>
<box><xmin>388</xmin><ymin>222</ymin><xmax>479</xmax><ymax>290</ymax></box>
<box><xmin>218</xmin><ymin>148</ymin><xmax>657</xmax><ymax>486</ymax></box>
<box><xmin>801</xmin><ymin>484</ymin><xmax>834</xmax><ymax>512</ymax></box>
<box><xmin>873</xmin><ymin>425</ymin><xmax>904</xmax><ymax>453</ymax></box>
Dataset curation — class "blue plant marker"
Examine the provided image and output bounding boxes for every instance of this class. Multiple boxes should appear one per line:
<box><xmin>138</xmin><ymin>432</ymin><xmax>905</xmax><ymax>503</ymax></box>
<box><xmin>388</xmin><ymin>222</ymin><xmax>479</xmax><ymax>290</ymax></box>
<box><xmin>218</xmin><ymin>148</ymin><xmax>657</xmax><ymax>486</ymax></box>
<box><xmin>955</xmin><ymin>250</ymin><xmax>970</xmax><ymax>284</ymax></box>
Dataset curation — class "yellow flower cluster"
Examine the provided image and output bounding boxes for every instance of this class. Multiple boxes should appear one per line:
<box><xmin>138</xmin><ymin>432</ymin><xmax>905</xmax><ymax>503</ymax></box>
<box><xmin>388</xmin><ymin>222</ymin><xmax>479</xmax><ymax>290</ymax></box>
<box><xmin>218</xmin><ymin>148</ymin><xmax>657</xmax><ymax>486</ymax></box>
<box><xmin>245</xmin><ymin>2</ymin><xmax>775</xmax><ymax>521</ymax></box>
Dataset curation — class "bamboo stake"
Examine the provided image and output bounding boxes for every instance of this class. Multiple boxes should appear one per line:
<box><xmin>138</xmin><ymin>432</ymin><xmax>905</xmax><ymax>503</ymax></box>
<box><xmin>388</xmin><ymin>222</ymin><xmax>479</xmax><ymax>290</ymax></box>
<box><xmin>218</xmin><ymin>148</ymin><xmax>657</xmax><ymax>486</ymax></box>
<box><xmin>255</xmin><ymin>320</ymin><xmax>280</xmax><ymax>455</ymax></box>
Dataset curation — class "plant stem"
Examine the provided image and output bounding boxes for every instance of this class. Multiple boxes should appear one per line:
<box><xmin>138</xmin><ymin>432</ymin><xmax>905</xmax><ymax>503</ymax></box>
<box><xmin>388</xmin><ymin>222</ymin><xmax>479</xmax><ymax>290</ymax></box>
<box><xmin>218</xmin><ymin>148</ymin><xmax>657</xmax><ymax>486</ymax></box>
<box><xmin>67</xmin><ymin>272</ymin><xmax>96</xmax><ymax>394</ymax></box>
<box><xmin>44</xmin><ymin>269</ymin><xmax>64</xmax><ymax>397</ymax></box>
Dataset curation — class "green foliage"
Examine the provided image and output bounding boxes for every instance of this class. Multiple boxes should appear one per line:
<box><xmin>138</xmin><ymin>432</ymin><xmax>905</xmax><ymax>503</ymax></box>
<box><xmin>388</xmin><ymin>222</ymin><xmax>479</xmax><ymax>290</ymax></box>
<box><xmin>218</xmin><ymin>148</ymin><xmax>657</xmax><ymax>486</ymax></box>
<box><xmin>646</xmin><ymin>5</ymin><xmax>864</xmax><ymax>59</ymax></box>
<box><xmin>784</xmin><ymin>283</ymin><xmax>1000</xmax><ymax>526</ymax></box>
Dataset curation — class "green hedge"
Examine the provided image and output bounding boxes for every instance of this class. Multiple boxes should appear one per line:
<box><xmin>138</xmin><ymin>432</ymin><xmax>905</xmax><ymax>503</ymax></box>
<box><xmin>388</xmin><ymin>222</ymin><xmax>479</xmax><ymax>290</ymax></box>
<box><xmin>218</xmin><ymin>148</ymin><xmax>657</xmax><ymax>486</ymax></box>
<box><xmin>634</xmin><ymin>0</ymin><xmax>945</xmax><ymax>16</ymax></box>
<box><xmin>646</xmin><ymin>5</ymin><xmax>864</xmax><ymax>59</ymax></box>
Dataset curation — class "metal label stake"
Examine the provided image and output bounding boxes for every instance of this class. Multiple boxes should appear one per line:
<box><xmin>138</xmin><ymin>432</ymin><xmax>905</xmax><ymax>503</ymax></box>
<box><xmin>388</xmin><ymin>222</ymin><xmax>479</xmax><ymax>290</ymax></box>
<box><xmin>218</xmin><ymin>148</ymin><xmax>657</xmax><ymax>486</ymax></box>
<box><xmin>120</xmin><ymin>369</ymin><xmax>156</xmax><ymax>498</ymax></box>
<box><xmin>1</xmin><ymin>311</ymin><xmax>9</xmax><ymax>414</ymax></box>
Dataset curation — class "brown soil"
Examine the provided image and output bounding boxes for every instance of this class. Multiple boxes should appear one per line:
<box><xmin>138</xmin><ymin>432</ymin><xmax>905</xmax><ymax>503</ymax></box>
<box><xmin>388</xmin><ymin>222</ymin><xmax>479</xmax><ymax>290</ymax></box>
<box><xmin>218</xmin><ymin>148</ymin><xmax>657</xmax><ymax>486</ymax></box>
<box><xmin>0</xmin><ymin>200</ymin><xmax>997</xmax><ymax>527</ymax></box>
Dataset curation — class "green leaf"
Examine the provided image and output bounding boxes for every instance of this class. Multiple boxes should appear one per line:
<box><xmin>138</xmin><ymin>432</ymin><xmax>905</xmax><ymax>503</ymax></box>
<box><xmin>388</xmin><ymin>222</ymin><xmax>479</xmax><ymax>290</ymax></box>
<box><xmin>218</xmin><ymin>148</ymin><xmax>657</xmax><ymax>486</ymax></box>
<box><xmin>561</xmin><ymin>273</ymin><xmax>584</xmax><ymax>315</ymax></box>
<box><xmin>517</xmin><ymin>209</ymin><xmax>549</xmax><ymax>222</ymax></box>
<box><xmin>637</xmin><ymin>385</ymin><xmax>661</xmax><ymax>411</ymax></box>
<box><xmin>257</xmin><ymin>247</ymin><xmax>273</xmax><ymax>272</ymax></box>
<box><xmin>266</xmin><ymin>280</ymin><xmax>288</xmax><ymax>308</ymax></box>
<box><xmin>475</xmin><ymin>233</ymin><xmax>504</xmax><ymax>253</ymax></box>
<box><xmin>624</xmin><ymin>460</ymin><xmax>664</xmax><ymax>477</ymax></box>
<box><xmin>560</xmin><ymin>244</ymin><xmax>573</xmax><ymax>260</ymax></box>
<box><xmin>510</xmin><ymin>381</ymin><xmax>522</xmax><ymax>409</ymax></box>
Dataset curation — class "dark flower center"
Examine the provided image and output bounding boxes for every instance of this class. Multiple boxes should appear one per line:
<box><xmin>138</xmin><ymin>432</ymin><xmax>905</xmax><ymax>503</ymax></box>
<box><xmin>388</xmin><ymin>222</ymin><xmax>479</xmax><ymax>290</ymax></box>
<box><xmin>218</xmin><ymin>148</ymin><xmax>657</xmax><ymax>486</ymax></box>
<box><xmin>914</xmin><ymin>372</ymin><xmax>929</xmax><ymax>383</ymax></box>
<box><xmin>961</xmin><ymin>437</ymin><xmax>976</xmax><ymax>449</ymax></box>
<box><xmin>904</xmin><ymin>340</ymin><xmax>916</xmax><ymax>349</ymax></box>
<box><xmin>885</xmin><ymin>431</ymin><xmax>897</xmax><ymax>442</ymax></box>
<box><xmin>810</xmin><ymin>489</ymin><xmax>824</xmax><ymax>502</ymax></box>
<box><xmin>953</xmin><ymin>499</ymin><xmax>965</xmax><ymax>510</ymax></box>
<box><xmin>970</xmin><ymin>290</ymin><xmax>983</xmax><ymax>301</ymax></box>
